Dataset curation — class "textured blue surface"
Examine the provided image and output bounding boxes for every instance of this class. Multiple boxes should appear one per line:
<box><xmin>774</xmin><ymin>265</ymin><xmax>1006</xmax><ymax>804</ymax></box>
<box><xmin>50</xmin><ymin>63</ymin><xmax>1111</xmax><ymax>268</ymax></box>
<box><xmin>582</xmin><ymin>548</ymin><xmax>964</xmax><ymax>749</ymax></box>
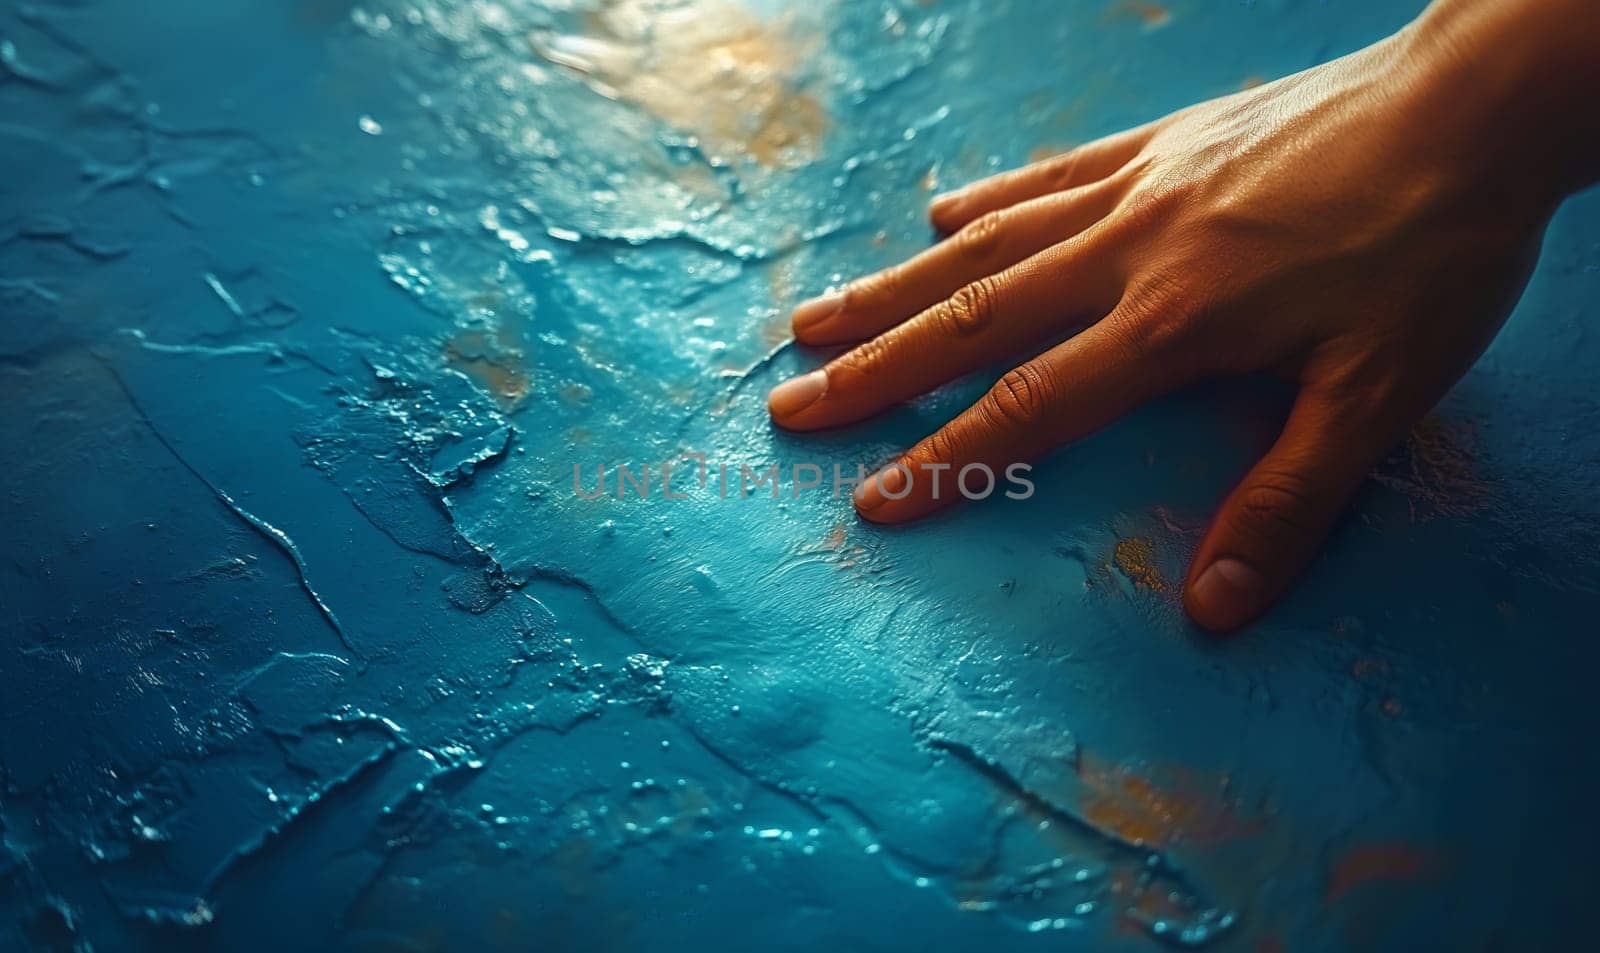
<box><xmin>3</xmin><ymin>0</ymin><xmax>1599</xmax><ymax>950</ymax></box>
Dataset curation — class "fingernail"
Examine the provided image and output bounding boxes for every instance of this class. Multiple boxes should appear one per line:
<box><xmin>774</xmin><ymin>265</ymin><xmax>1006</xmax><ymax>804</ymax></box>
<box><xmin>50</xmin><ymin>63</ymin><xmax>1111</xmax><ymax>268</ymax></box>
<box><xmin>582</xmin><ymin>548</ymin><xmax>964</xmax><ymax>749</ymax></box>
<box><xmin>854</xmin><ymin>463</ymin><xmax>909</xmax><ymax>514</ymax></box>
<box><xmin>929</xmin><ymin>191</ymin><xmax>964</xmax><ymax>222</ymax></box>
<box><xmin>791</xmin><ymin>290</ymin><xmax>845</xmax><ymax>335</ymax></box>
<box><xmin>1188</xmin><ymin>557</ymin><xmax>1269</xmax><ymax>632</ymax></box>
<box><xmin>767</xmin><ymin>370</ymin><xmax>827</xmax><ymax>419</ymax></box>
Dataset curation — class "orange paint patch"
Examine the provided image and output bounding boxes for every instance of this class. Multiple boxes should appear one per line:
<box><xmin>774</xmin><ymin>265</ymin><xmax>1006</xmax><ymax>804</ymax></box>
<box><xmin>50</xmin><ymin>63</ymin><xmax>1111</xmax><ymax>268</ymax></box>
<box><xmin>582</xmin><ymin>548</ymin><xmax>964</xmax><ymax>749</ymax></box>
<box><xmin>1107</xmin><ymin>0</ymin><xmax>1172</xmax><ymax>29</ymax></box>
<box><xmin>763</xmin><ymin>253</ymin><xmax>804</xmax><ymax>313</ymax></box>
<box><xmin>1079</xmin><ymin>754</ymin><xmax>1257</xmax><ymax>848</ymax></box>
<box><xmin>1323</xmin><ymin>843</ymin><xmax>1443</xmax><ymax>906</ymax></box>
<box><xmin>1112</xmin><ymin>536</ymin><xmax>1166</xmax><ymax>592</ymax></box>
<box><xmin>531</xmin><ymin>0</ymin><xmax>830</xmax><ymax>169</ymax></box>
<box><xmin>1350</xmin><ymin>656</ymin><xmax>1389</xmax><ymax>681</ymax></box>
<box><xmin>799</xmin><ymin>521</ymin><xmax>870</xmax><ymax>570</ymax></box>
<box><xmin>1107</xmin><ymin>863</ymin><xmax>1218</xmax><ymax>938</ymax></box>
<box><xmin>446</xmin><ymin>328</ymin><xmax>531</xmax><ymax>410</ymax></box>
<box><xmin>759</xmin><ymin>312</ymin><xmax>794</xmax><ymax>350</ymax></box>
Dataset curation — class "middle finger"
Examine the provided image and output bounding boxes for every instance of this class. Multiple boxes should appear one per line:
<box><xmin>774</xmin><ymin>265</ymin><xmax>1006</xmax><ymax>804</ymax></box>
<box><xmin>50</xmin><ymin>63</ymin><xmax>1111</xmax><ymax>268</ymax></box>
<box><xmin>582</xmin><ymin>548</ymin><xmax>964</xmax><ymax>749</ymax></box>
<box><xmin>791</xmin><ymin>176</ymin><xmax>1128</xmax><ymax>347</ymax></box>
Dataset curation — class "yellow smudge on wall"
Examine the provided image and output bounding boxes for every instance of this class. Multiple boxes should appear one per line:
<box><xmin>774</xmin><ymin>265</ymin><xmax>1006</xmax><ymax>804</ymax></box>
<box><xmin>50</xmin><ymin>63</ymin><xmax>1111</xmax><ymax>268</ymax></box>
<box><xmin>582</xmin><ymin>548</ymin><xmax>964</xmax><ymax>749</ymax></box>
<box><xmin>763</xmin><ymin>252</ymin><xmax>804</xmax><ymax>313</ymax></box>
<box><xmin>1078</xmin><ymin>753</ymin><xmax>1258</xmax><ymax>848</ymax></box>
<box><xmin>759</xmin><ymin>311</ymin><xmax>794</xmax><ymax>349</ymax></box>
<box><xmin>531</xmin><ymin>0</ymin><xmax>830</xmax><ymax>169</ymax></box>
<box><xmin>559</xmin><ymin>382</ymin><xmax>594</xmax><ymax>406</ymax></box>
<box><xmin>1106</xmin><ymin>0</ymin><xmax>1173</xmax><ymax>30</ymax></box>
<box><xmin>446</xmin><ymin>328</ymin><xmax>531</xmax><ymax>410</ymax></box>
<box><xmin>1112</xmin><ymin>536</ymin><xmax>1166</xmax><ymax>592</ymax></box>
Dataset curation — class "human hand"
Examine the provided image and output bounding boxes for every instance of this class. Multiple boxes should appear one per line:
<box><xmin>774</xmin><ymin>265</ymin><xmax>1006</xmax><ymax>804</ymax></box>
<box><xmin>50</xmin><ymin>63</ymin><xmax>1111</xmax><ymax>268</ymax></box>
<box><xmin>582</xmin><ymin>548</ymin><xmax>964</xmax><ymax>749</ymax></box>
<box><xmin>767</xmin><ymin>0</ymin><xmax>1598</xmax><ymax>632</ymax></box>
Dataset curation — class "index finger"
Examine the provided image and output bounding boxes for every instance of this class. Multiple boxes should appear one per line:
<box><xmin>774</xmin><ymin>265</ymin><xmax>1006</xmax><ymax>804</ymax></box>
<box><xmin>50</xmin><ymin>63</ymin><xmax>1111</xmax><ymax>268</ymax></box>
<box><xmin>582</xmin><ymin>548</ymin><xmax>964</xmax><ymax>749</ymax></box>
<box><xmin>929</xmin><ymin>122</ymin><xmax>1156</xmax><ymax>232</ymax></box>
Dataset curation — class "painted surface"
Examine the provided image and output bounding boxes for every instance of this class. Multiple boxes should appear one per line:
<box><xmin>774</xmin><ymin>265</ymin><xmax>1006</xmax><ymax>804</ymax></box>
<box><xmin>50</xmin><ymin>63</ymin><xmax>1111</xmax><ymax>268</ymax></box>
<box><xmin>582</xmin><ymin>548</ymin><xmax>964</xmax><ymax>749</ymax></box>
<box><xmin>2</xmin><ymin>0</ymin><xmax>1598</xmax><ymax>949</ymax></box>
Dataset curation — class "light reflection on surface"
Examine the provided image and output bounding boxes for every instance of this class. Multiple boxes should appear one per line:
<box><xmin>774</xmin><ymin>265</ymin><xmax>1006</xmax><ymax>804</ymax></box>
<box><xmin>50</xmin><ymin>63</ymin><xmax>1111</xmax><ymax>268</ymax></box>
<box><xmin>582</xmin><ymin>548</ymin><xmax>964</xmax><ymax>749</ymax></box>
<box><xmin>531</xmin><ymin>0</ymin><xmax>830</xmax><ymax>168</ymax></box>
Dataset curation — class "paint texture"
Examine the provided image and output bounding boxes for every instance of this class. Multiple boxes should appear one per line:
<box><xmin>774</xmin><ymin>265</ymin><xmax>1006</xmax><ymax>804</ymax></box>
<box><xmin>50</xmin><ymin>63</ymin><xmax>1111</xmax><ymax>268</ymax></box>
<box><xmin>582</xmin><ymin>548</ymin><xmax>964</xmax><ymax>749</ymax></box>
<box><xmin>3</xmin><ymin>0</ymin><xmax>1598</xmax><ymax>949</ymax></box>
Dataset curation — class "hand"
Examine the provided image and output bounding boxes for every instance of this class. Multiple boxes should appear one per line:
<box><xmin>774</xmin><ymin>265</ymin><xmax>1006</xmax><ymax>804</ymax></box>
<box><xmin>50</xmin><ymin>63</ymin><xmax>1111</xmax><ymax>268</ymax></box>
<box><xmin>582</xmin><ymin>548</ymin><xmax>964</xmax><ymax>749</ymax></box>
<box><xmin>767</xmin><ymin>0</ymin><xmax>1598</xmax><ymax>632</ymax></box>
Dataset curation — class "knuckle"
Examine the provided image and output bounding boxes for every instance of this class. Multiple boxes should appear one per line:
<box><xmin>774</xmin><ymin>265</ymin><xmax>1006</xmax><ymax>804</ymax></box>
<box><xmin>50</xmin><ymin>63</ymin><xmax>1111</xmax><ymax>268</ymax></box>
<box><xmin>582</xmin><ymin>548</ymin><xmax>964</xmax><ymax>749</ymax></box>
<box><xmin>1044</xmin><ymin>149</ymin><xmax>1084</xmax><ymax>191</ymax></box>
<box><xmin>1148</xmin><ymin>163</ymin><xmax>1200</xmax><ymax>209</ymax></box>
<box><xmin>1104</xmin><ymin>276</ymin><xmax>1199</xmax><ymax>365</ymax></box>
<box><xmin>1314</xmin><ymin>350</ymin><xmax>1408</xmax><ymax>415</ymax></box>
<box><xmin>954</xmin><ymin>210</ymin><xmax>1006</xmax><ymax>260</ymax></box>
<box><xmin>1106</xmin><ymin>178</ymin><xmax>1180</xmax><ymax>240</ymax></box>
<box><xmin>848</xmin><ymin>265</ymin><xmax>905</xmax><ymax>311</ymax></box>
<box><xmin>1101</xmin><ymin>315</ymin><xmax>1159</xmax><ymax>364</ymax></box>
<box><xmin>983</xmin><ymin>362</ymin><xmax>1057</xmax><ymax>429</ymax></box>
<box><xmin>916</xmin><ymin>427</ymin><xmax>961</xmax><ymax>468</ymax></box>
<box><xmin>1231</xmin><ymin>472</ymin><xmax>1325</xmax><ymax>540</ymax></box>
<box><xmin>1121</xmin><ymin>271</ymin><xmax>1178</xmax><ymax>321</ymax></box>
<box><xmin>839</xmin><ymin>333</ymin><xmax>893</xmax><ymax>378</ymax></box>
<box><xmin>937</xmin><ymin>277</ymin><xmax>998</xmax><ymax>336</ymax></box>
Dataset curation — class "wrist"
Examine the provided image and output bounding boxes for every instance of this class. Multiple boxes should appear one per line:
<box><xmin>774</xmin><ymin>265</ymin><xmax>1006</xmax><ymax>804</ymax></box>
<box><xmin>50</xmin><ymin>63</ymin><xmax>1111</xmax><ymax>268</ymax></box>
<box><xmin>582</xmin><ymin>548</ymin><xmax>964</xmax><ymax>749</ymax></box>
<box><xmin>1394</xmin><ymin>0</ymin><xmax>1600</xmax><ymax>201</ymax></box>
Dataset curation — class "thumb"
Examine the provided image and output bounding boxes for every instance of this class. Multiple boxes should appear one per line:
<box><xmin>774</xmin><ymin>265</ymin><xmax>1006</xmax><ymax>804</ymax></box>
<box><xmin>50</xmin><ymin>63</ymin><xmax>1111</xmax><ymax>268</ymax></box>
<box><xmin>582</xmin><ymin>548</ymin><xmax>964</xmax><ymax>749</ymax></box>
<box><xmin>1183</xmin><ymin>388</ymin><xmax>1389</xmax><ymax>633</ymax></box>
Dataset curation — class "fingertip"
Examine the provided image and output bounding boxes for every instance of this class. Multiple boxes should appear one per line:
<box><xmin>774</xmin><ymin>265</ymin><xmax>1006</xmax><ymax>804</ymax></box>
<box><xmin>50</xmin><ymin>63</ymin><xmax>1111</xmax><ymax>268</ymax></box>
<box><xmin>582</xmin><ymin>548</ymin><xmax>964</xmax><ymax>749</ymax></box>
<box><xmin>854</xmin><ymin>502</ymin><xmax>898</xmax><ymax>525</ymax></box>
<box><xmin>767</xmin><ymin>370</ymin><xmax>827</xmax><ymax>427</ymax></box>
<box><xmin>928</xmin><ymin>192</ymin><xmax>966</xmax><ymax>232</ymax></box>
<box><xmin>790</xmin><ymin>325</ymin><xmax>826</xmax><ymax>348</ymax></box>
<box><xmin>1184</xmin><ymin>557</ymin><xmax>1269</xmax><ymax>634</ymax></box>
<box><xmin>854</xmin><ymin>462</ymin><xmax>942</xmax><ymax>525</ymax></box>
<box><xmin>791</xmin><ymin>290</ymin><xmax>845</xmax><ymax>341</ymax></box>
<box><xmin>853</xmin><ymin>496</ymin><xmax>921</xmax><ymax>526</ymax></box>
<box><xmin>852</xmin><ymin>462</ymin><xmax>905</xmax><ymax>517</ymax></box>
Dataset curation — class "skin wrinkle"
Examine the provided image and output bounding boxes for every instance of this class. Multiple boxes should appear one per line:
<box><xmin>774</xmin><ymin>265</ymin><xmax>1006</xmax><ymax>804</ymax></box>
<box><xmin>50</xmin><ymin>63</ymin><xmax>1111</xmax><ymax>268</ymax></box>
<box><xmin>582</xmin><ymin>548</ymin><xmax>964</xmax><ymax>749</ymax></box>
<box><xmin>942</xmin><ymin>280</ymin><xmax>993</xmax><ymax>336</ymax></box>
<box><xmin>769</xmin><ymin>0</ymin><xmax>1600</xmax><ymax>632</ymax></box>
<box><xmin>955</xmin><ymin>211</ymin><xmax>1005</xmax><ymax>260</ymax></box>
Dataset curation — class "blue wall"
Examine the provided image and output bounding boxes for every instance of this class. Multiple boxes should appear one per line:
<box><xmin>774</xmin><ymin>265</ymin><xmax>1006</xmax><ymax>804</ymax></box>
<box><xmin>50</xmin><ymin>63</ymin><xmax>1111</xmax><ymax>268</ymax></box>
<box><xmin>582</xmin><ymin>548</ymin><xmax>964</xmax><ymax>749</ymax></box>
<box><xmin>3</xmin><ymin>1</ymin><xmax>1597</xmax><ymax>949</ymax></box>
